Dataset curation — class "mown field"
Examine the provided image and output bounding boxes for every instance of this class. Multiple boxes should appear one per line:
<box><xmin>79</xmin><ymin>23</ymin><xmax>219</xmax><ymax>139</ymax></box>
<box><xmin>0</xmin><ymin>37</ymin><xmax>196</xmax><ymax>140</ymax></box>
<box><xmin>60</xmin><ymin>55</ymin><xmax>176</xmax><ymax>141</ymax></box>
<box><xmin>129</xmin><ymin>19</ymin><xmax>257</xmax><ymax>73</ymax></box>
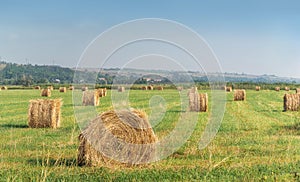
<box><xmin>0</xmin><ymin>89</ymin><xmax>300</xmax><ymax>181</ymax></box>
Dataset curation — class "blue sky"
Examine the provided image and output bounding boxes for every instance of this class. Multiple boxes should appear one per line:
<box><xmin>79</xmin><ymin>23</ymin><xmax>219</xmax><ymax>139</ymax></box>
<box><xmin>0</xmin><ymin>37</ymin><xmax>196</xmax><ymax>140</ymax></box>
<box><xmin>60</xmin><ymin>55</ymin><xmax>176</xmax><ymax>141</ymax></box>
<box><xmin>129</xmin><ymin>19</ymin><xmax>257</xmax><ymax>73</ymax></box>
<box><xmin>1</xmin><ymin>0</ymin><xmax>300</xmax><ymax>78</ymax></box>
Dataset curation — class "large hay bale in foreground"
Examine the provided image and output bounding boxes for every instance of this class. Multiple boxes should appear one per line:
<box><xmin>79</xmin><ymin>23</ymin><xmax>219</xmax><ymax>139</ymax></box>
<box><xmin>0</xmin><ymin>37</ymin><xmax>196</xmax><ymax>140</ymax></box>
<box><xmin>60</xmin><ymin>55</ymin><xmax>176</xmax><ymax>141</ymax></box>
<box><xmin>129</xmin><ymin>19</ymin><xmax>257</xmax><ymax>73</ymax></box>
<box><xmin>283</xmin><ymin>94</ymin><xmax>300</xmax><ymax>111</ymax></box>
<box><xmin>28</xmin><ymin>99</ymin><xmax>62</xmax><ymax>128</ymax></box>
<box><xmin>234</xmin><ymin>89</ymin><xmax>246</xmax><ymax>101</ymax></box>
<box><xmin>59</xmin><ymin>87</ymin><xmax>67</xmax><ymax>93</ymax></box>
<box><xmin>1</xmin><ymin>86</ymin><xmax>7</xmax><ymax>90</ymax></box>
<box><xmin>34</xmin><ymin>86</ymin><xmax>40</xmax><ymax>90</ymax></box>
<box><xmin>226</xmin><ymin>87</ymin><xmax>232</xmax><ymax>92</ymax></box>
<box><xmin>285</xmin><ymin>87</ymin><xmax>290</xmax><ymax>91</ymax></box>
<box><xmin>188</xmin><ymin>91</ymin><xmax>208</xmax><ymax>112</ymax></box>
<box><xmin>147</xmin><ymin>85</ymin><xmax>153</xmax><ymax>90</ymax></box>
<box><xmin>275</xmin><ymin>87</ymin><xmax>280</xmax><ymax>91</ymax></box>
<box><xmin>118</xmin><ymin>86</ymin><xmax>125</xmax><ymax>92</ymax></box>
<box><xmin>82</xmin><ymin>87</ymin><xmax>88</xmax><ymax>91</ymax></box>
<box><xmin>141</xmin><ymin>86</ymin><xmax>147</xmax><ymax>90</ymax></box>
<box><xmin>296</xmin><ymin>88</ymin><xmax>300</xmax><ymax>94</ymax></box>
<box><xmin>82</xmin><ymin>91</ymin><xmax>100</xmax><ymax>106</ymax></box>
<box><xmin>77</xmin><ymin>109</ymin><xmax>157</xmax><ymax>166</ymax></box>
<box><xmin>41</xmin><ymin>88</ymin><xmax>51</xmax><ymax>97</ymax></box>
<box><xmin>255</xmin><ymin>86</ymin><xmax>261</xmax><ymax>91</ymax></box>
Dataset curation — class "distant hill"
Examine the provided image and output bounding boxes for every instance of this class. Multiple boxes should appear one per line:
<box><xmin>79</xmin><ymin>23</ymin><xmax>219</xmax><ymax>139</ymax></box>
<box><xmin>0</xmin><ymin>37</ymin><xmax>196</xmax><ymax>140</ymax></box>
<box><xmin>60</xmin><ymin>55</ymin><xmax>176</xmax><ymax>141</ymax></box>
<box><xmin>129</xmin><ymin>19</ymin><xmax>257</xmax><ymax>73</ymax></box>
<box><xmin>0</xmin><ymin>61</ymin><xmax>299</xmax><ymax>86</ymax></box>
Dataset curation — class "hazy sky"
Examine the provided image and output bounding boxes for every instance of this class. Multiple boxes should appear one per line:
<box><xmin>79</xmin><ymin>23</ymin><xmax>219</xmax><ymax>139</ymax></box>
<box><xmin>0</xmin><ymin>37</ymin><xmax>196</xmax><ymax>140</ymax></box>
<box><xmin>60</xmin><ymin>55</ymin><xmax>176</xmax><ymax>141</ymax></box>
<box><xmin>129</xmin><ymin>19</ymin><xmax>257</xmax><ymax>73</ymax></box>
<box><xmin>1</xmin><ymin>0</ymin><xmax>300</xmax><ymax>78</ymax></box>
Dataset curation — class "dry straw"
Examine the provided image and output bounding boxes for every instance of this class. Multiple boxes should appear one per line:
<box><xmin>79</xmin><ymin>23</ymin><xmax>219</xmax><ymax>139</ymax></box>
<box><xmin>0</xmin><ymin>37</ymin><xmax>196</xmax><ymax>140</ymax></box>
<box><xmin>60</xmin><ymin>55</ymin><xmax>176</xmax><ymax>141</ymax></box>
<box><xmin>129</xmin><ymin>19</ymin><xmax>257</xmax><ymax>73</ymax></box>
<box><xmin>296</xmin><ymin>88</ymin><xmax>300</xmax><ymax>94</ymax></box>
<box><xmin>47</xmin><ymin>86</ymin><xmax>54</xmax><ymax>90</ymax></box>
<box><xmin>28</xmin><ymin>99</ymin><xmax>62</xmax><ymax>128</ymax></box>
<box><xmin>141</xmin><ymin>86</ymin><xmax>147</xmax><ymax>90</ymax></box>
<box><xmin>96</xmin><ymin>89</ymin><xmax>105</xmax><ymax>97</ymax></box>
<box><xmin>82</xmin><ymin>91</ymin><xmax>100</xmax><ymax>106</ymax></box>
<box><xmin>1</xmin><ymin>86</ymin><xmax>7</xmax><ymax>90</ymax></box>
<box><xmin>285</xmin><ymin>87</ymin><xmax>290</xmax><ymax>91</ymax></box>
<box><xmin>275</xmin><ymin>87</ymin><xmax>280</xmax><ymax>91</ymax></box>
<box><xmin>59</xmin><ymin>87</ymin><xmax>67</xmax><ymax>93</ymax></box>
<box><xmin>283</xmin><ymin>94</ymin><xmax>300</xmax><ymax>111</ymax></box>
<box><xmin>41</xmin><ymin>88</ymin><xmax>51</xmax><ymax>97</ymax></box>
<box><xmin>34</xmin><ymin>86</ymin><xmax>41</xmax><ymax>90</ymax></box>
<box><xmin>82</xmin><ymin>86</ymin><xmax>88</xmax><ymax>91</ymax></box>
<box><xmin>226</xmin><ymin>87</ymin><xmax>232</xmax><ymax>92</ymax></box>
<box><xmin>118</xmin><ymin>86</ymin><xmax>125</xmax><ymax>92</ymax></box>
<box><xmin>255</xmin><ymin>86</ymin><xmax>261</xmax><ymax>91</ymax></box>
<box><xmin>234</xmin><ymin>89</ymin><xmax>246</xmax><ymax>101</ymax></box>
<box><xmin>147</xmin><ymin>85</ymin><xmax>153</xmax><ymax>90</ymax></box>
<box><xmin>157</xmin><ymin>86</ymin><xmax>164</xmax><ymax>91</ymax></box>
<box><xmin>188</xmin><ymin>88</ymin><xmax>208</xmax><ymax>112</ymax></box>
<box><xmin>69</xmin><ymin>86</ymin><xmax>74</xmax><ymax>90</ymax></box>
<box><xmin>77</xmin><ymin>109</ymin><xmax>157</xmax><ymax>166</ymax></box>
<box><xmin>103</xmin><ymin>88</ymin><xmax>107</xmax><ymax>96</ymax></box>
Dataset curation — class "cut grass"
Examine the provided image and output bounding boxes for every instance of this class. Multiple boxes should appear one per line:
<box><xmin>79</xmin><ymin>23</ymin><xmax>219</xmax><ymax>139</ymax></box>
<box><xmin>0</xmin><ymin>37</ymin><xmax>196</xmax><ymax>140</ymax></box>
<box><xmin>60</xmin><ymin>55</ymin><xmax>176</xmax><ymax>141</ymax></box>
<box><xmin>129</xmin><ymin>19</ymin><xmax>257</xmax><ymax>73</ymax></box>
<box><xmin>0</xmin><ymin>89</ymin><xmax>299</xmax><ymax>181</ymax></box>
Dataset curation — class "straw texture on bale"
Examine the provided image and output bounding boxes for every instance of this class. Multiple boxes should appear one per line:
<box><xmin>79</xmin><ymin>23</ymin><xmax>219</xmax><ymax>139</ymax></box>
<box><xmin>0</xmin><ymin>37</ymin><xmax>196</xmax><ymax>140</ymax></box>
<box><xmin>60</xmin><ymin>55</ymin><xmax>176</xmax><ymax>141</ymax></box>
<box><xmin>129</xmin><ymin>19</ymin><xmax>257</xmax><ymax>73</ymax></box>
<box><xmin>34</xmin><ymin>86</ymin><xmax>41</xmax><ymax>90</ymax></box>
<box><xmin>255</xmin><ymin>86</ymin><xmax>261</xmax><ymax>91</ymax></box>
<box><xmin>82</xmin><ymin>87</ymin><xmax>88</xmax><ymax>91</ymax></box>
<box><xmin>234</xmin><ymin>89</ymin><xmax>246</xmax><ymax>101</ymax></box>
<box><xmin>59</xmin><ymin>87</ymin><xmax>67</xmax><ymax>93</ymax></box>
<box><xmin>283</xmin><ymin>94</ymin><xmax>300</xmax><ymax>111</ymax></box>
<box><xmin>296</xmin><ymin>88</ymin><xmax>300</xmax><ymax>94</ymax></box>
<box><xmin>47</xmin><ymin>86</ymin><xmax>54</xmax><ymax>90</ymax></box>
<box><xmin>28</xmin><ymin>99</ymin><xmax>62</xmax><ymax>128</ymax></box>
<box><xmin>41</xmin><ymin>88</ymin><xmax>51</xmax><ymax>97</ymax></box>
<box><xmin>96</xmin><ymin>89</ymin><xmax>104</xmax><ymax>97</ymax></box>
<box><xmin>157</xmin><ymin>86</ymin><xmax>163</xmax><ymax>91</ymax></box>
<box><xmin>285</xmin><ymin>87</ymin><xmax>290</xmax><ymax>91</ymax></box>
<box><xmin>226</xmin><ymin>87</ymin><xmax>232</xmax><ymax>92</ymax></box>
<box><xmin>141</xmin><ymin>86</ymin><xmax>147</xmax><ymax>90</ymax></box>
<box><xmin>82</xmin><ymin>91</ymin><xmax>100</xmax><ymax>106</ymax></box>
<box><xmin>147</xmin><ymin>85</ymin><xmax>153</xmax><ymax>90</ymax></box>
<box><xmin>188</xmin><ymin>90</ymin><xmax>208</xmax><ymax>112</ymax></box>
<box><xmin>77</xmin><ymin>109</ymin><xmax>157</xmax><ymax>166</ymax></box>
<box><xmin>103</xmin><ymin>88</ymin><xmax>107</xmax><ymax>96</ymax></box>
<box><xmin>1</xmin><ymin>86</ymin><xmax>7</xmax><ymax>90</ymax></box>
<box><xmin>275</xmin><ymin>87</ymin><xmax>280</xmax><ymax>91</ymax></box>
<box><xmin>69</xmin><ymin>86</ymin><xmax>74</xmax><ymax>90</ymax></box>
<box><xmin>118</xmin><ymin>86</ymin><xmax>125</xmax><ymax>92</ymax></box>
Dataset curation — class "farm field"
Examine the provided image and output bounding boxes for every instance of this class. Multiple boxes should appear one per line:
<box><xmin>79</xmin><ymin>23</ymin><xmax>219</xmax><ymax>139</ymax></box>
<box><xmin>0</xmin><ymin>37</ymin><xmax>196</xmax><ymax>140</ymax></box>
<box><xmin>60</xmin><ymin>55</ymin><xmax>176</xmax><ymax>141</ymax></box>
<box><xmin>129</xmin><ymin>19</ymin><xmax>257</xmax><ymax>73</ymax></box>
<box><xmin>0</xmin><ymin>89</ymin><xmax>300</xmax><ymax>181</ymax></box>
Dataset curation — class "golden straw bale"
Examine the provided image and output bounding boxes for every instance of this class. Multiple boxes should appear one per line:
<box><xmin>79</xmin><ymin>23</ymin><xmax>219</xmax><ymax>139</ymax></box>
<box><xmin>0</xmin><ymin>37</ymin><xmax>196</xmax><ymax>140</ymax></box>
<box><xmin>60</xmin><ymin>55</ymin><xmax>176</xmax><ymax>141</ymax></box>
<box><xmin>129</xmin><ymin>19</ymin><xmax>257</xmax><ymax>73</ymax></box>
<box><xmin>82</xmin><ymin>86</ymin><xmax>88</xmax><ymax>91</ymax></box>
<box><xmin>118</xmin><ymin>86</ymin><xmax>125</xmax><ymax>92</ymax></box>
<box><xmin>157</xmin><ymin>86</ymin><xmax>163</xmax><ymax>91</ymax></box>
<box><xmin>141</xmin><ymin>86</ymin><xmax>147</xmax><ymax>90</ymax></box>
<box><xmin>82</xmin><ymin>91</ymin><xmax>100</xmax><ymax>106</ymax></box>
<box><xmin>34</xmin><ymin>86</ymin><xmax>41</xmax><ymax>90</ymax></box>
<box><xmin>1</xmin><ymin>86</ymin><xmax>7</xmax><ymax>90</ymax></box>
<box><xmin>28</xmin><ymin>99</ymin><xmax>62</xmax><ymax>128</ymax></box>
<box><xmin>275</xmin><ymin>87</ymin><xmax>280</xmax><ymax>91</ymax></box>
<box><xmin>285</xmin><ymin>87</ymin><xmax>290</xmax><ymax>91</ymax></box>
<box><xmin>47</xmin><ymin>86</ymin><xmax>54</xmax><ymax>90</ymax></box>
<box><xmin>234</xmin><ymin>89</ymin><xmax>246</xmax><ymax>101</ymax></box>
<box><xmin>41</xmin><ymin>88</ymin><xmax>51</xmax><ymax>97</ymax></box>
<box><xmin>188</xmin><ymin>88</ymin><xmax>208</xmax><ymax>112</ymax></box>
<box><xmin>69</xmin><ymin>86</ymin><xmax>74</xmax><ymax>90</ymax></box>
<box><xmin>255</xmin><ymin>86</ymin><xmax>261</xmax><ymax>91</ymax></box>
<box><xmin>147</xmin><ymin>85</ymin><xmax>153</xmax><ymax>90</ymax></box>
<box><xmin>226</xmin><ymin>87</ymin><xmax>232</xmax><ymax>92</ymax></box>
<box><xmin>59</xmin><ymin>87</ymin><xmax>67</xmax><ymax>93</ymax></box>
<box><xmin>283</xmin><ymin>94</ymin><xmax>300</xmax><ymax>111</ymax></box>
<box><xmin>96</xmin><ymin>89</ymin><xmax>104</xmax><ymax>97</ymax></box>
<box><xmin>77</xmin><ymin>109</ymin><xmax>157</xmax><ymax>166</ymax></box>
<box><xmin>296</xmin><ymin>88</ymin><xmax>300</xmax><ymax>94</ymax></box>
<box><xmin>103</xmin><ymin>88</ymin><xmax>107</xmax><ymax>96</ymax></box>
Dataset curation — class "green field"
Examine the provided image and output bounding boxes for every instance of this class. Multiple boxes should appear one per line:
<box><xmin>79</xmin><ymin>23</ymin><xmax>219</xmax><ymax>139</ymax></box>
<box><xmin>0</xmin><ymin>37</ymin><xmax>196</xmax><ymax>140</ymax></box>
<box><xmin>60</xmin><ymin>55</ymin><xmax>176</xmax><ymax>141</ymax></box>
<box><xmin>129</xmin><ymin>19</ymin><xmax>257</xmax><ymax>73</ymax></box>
<box><xmin>0</xmin><ymin>89</ymin><xmax>300</xmax><ymax>181</ymax></box>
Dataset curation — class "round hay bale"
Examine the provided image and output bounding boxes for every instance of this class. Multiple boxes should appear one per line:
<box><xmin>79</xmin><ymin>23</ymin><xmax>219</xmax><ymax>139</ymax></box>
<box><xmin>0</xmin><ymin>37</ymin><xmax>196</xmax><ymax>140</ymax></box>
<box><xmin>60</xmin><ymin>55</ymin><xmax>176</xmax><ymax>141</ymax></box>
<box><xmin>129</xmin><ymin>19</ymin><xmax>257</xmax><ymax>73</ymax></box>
<box><xmin>118</xmin><ymin>86</ymin><xmax>125</xmax><ymax>92</ymax></box>
<box><xmin>47</xmin><ymin>86</ymin><xmax>54</xmax><ymax>90</ymax></box>
<box><xmin>41</xmin><ymin>88</ymin><xmax>51</xmax><ymax>97</ymax></box>
<box><xmin>34</xmin><ymin>86</ymin><xmax>40</xmax><ymax>90</ymax></box>
<box><xmin>156</xmin><ymin>86</ymin><xmax>163</xmax><ymax>91</ymax></box>
<box><xmin>226</xmin><ymin>87</ymin><xmax>232</xmax><ymax>92</ymax></box>
<box><xmin>82</xmin><ymin>91</ymin><xmax>100</xmax><ymax>106</ymax></box>
<box><xmin>285</xmin><ymin>87</ymin><xmax>290</xmax><ymax>91</ymax></box>
<box><xmin>103</xmin><ymin>88</ymin><xmax>107</xmax><ymax>96</ymax></box>
<box><xmin>188</xmin><ymin>91</ymin><xmax>208</xmax><ymax>112</ymax></box>
<box><xmin>234</xmin><ymin>89</ymin><xmax>246</xmax><ymax>101</ymax></box>
<box><xmin>147</xmin><ymin>85</ymin><xmax>153</xmax><ymax>90</ymax></box>
<box><xmin>283</xmin><ymin>94</ymin><xmax>300</xmax><ymax>111</ymax></box>
<box><xmin>141</xmin><ymin>86</ymin><xmax>147</xmax><ymax>90</ymax></box>
<box><xmin>59</xmin><ymin>87</ymin><xmax>67</xmax><ymax>93</ymax></box>
<box><xmin>96</xmin><ymin>88</ymin><xmax>104</xmax><ymax>97</ymax></box>
<box><xmin>255</xmin><ymin>86</ymin><xmax>261</xmax><ymax>91</ymax></box>
<box><xmin>275</xmin><ymin>87</ymin><xmax>280</xmax><ymax>91</ymax></box>
<box><xmin>69</xmin><ymin>86</ymin><xmax>74</xmax><ymax>90</ymax></box>
<box><xmin>77</xmin><ymin>109</ymin><xmax>157</xmax><ymax>166</ymax></box>
<box><xmin>1</xmin><ymin>86</ymin><xmax>7</xmax><ymax>90</ymax></box>
<box><xmin>296</xmin><ymin>88</ymin><xmax>300</xmax><ymax>94</ymax></box>
<box><xmin>82</xmin><ymin>86</ymin><xmax>88</xmax><ymax>91</ymax></box>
